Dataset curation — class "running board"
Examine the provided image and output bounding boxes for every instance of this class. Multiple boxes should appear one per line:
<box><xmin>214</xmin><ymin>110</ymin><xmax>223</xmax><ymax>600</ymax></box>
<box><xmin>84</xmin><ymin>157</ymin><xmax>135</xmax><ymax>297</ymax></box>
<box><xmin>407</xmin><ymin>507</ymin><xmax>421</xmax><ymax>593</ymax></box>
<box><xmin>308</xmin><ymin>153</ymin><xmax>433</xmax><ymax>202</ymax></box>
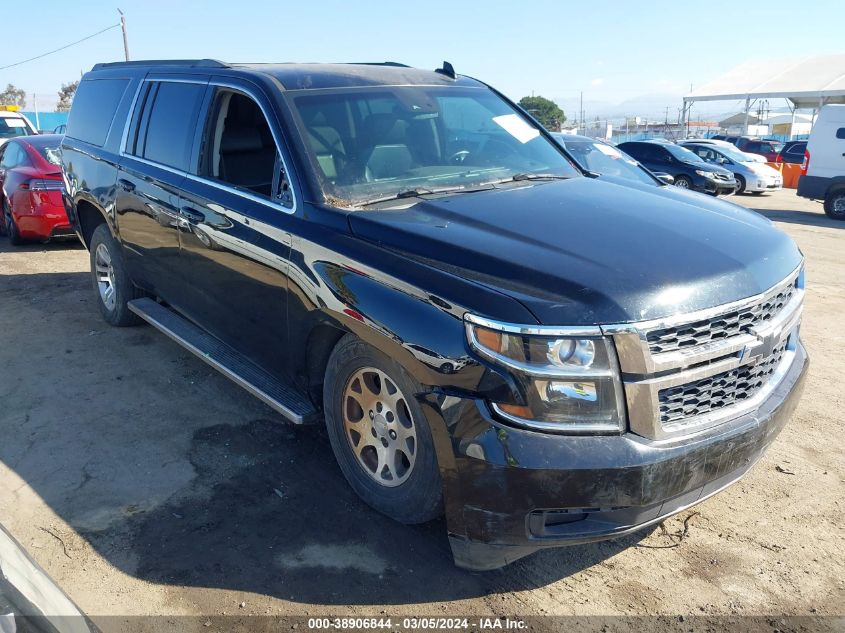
<box><xmin>128</xmin><ymin>298</ymin><xmax>318</xmax><ymax>424</ymax></box>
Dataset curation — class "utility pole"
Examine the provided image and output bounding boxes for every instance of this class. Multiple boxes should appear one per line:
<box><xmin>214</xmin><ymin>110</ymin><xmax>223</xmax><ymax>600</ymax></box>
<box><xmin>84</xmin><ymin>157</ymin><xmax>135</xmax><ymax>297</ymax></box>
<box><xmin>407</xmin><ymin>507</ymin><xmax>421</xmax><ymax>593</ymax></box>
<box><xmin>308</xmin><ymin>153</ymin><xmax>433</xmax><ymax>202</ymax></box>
<box><xmin>118</xmin><ymin>9</ymin><xmax>130</xmax><ymax>61</ymax></box>
<box><xmin>579</xmin><ymin>91</ymin><xmax>584</xmax><ymax>135</ymax></box>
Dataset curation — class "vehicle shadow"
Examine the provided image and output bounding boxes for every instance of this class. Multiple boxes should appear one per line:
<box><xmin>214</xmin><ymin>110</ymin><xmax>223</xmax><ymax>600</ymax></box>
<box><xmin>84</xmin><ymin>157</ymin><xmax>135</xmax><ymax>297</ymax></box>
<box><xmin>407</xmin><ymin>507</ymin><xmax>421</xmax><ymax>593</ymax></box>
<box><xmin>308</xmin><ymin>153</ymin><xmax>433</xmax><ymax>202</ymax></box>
<box><xmin>0</xmin><ymin>270</ymin><xmax>652</xmax><ymax>608</ymax></box>
<box><xmin>752</xmin><ymin>207</ymin><xmax>845</xmax><ymax>229</ymax></box>
<box><xmin>0</xmin><ymin>238</ymin><xmax>84</xmax><ymax>254</ymax></box>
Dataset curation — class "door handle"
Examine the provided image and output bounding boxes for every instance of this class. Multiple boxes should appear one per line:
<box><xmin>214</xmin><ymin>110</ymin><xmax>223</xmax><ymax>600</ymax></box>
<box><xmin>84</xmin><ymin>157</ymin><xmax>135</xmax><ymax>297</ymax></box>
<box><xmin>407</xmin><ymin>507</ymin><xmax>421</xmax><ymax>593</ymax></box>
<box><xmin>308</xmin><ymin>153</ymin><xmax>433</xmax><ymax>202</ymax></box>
<box><xmin>179</xmin><ymin>206</ymin><xmax>205</xmax><ymax>223</ymax></box>
<box><xmin>117</xmin><ymin>178</ymin><xmax>136</xmax><ymax>193</ymax></box>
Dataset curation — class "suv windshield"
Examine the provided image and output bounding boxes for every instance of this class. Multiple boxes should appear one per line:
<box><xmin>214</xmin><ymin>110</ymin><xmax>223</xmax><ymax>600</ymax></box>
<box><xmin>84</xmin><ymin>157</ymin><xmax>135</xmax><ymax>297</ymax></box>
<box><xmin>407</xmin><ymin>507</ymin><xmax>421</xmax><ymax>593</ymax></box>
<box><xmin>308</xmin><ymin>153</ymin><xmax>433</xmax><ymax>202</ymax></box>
<box><xmin>288</xmin><ymin>86</ymin><xmax>579</xmax><ymax>206</ymax></box>
<box><xmin>555</xmin><ymin>137</ymin><xmax>656</xmax><ymax>186</ymax></box>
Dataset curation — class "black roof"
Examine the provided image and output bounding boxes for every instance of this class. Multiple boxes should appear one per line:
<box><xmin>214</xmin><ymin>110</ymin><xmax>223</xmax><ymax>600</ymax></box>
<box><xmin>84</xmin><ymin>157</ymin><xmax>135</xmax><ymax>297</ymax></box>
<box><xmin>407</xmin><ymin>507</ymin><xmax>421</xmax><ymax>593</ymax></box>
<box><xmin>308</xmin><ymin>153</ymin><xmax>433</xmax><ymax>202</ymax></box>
<box><xmin>90</xmin><ymin>60</ymin><xmax>483</xmax><ymax>91</ymax></box>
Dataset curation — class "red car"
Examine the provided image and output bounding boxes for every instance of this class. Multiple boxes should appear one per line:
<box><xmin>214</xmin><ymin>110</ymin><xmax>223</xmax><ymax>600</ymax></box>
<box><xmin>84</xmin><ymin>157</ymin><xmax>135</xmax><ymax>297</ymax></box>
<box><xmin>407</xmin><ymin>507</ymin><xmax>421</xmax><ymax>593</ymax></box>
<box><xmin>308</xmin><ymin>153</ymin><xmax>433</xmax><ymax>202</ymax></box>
<box><xmin>0</xmin><ymin>134</ymin><xmax>73</xmax><ymax>245</ymax></box>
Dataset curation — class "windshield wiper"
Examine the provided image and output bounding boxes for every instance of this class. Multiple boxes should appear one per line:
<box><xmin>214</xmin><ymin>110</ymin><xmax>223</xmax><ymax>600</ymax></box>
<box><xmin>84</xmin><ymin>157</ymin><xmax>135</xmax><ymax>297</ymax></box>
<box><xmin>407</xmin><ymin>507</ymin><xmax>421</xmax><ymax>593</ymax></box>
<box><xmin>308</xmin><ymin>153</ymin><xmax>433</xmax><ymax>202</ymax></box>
<box><xmin>487</xmin><ymin>173</ymin><xmax>573</xmax><ymax>186</ymax></box>
<box><xmin>358</xmin><ymin>185</ymin><xmax>493</xmax><ymax>207</ymax></box>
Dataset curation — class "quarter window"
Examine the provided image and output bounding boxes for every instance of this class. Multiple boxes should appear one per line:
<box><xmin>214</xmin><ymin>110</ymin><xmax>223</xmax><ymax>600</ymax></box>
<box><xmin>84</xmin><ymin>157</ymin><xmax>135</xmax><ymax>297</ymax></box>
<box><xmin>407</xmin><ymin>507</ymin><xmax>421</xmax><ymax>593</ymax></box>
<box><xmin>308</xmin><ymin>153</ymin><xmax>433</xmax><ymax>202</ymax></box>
<box><xmin>65</xmin><ymin>78</ymin><xmax>129</xmax><ymax>146</ymax></box>
<box><xmin>0</xmin><ymin>143</ymin><xmax>29</xmax><ymax>168</ymax></box>
<box><xmin>128</xmin><ymin>81</ymin><xmax>205</xmax><ymax>171</ymax></box>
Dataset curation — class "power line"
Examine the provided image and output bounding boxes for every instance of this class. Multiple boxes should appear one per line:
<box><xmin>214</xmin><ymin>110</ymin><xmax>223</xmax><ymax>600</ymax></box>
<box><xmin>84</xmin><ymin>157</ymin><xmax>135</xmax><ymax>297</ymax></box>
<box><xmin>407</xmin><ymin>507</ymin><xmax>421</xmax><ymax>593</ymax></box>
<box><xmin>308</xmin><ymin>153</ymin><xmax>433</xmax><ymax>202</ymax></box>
<box><xmin>0</xmin><ymin>24</ymin><xmax>120</xmax><ymax>71</ymax></box>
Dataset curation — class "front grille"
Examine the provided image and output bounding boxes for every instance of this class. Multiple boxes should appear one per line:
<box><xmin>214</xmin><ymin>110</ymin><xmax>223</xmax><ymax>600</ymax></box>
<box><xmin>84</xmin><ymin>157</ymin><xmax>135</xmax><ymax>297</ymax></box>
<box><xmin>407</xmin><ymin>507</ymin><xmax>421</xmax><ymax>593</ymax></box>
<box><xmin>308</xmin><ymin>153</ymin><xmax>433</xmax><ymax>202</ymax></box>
<box><xmin>658</xmin><ymin>339</ymin><xmax>789</xmax><ymax>425</ymax></box>
<box><xmin>646</xmin><ymin>279</ymin><xmax>797</xmax><ymax>354</ymax></box>
<box><xmin>714</xmin><ymin>173</ymin><xmax>732</xmax><ymax>181</ymax></box>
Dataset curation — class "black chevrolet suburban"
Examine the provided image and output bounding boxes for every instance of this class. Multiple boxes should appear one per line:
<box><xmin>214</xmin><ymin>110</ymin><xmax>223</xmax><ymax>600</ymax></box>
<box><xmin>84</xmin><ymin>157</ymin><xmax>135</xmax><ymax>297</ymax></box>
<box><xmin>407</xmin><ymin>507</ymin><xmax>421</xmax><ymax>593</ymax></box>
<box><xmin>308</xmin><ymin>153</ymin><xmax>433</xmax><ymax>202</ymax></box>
<box><xmin>60</xmin><ymin>59</ymin><xmax>808</xmax><ymax>570</ymax></box>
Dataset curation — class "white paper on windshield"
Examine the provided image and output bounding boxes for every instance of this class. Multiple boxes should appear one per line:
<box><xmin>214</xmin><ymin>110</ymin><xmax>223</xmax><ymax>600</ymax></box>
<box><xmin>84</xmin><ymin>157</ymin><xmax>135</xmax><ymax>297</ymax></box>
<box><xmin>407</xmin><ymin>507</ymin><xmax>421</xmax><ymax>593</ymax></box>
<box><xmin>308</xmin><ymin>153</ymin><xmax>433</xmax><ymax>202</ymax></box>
<box><xmin>4</xmin><ymin>119</ymin><xmax>26</xmax><ymax>128</ymax></box>
<box><xmin>492</xmin><ymin>114</ymin><xmax>540</xmax><ymax>144</ymax></box>
<box><xmin>595</xmin><ymin>142</ymin><xmax>638</xmax><ymax>164</ymax></box>
<box><xmin>594</xmin><ymin>143</ymin><xmax>622</xmax><ymax>158</ymax></box>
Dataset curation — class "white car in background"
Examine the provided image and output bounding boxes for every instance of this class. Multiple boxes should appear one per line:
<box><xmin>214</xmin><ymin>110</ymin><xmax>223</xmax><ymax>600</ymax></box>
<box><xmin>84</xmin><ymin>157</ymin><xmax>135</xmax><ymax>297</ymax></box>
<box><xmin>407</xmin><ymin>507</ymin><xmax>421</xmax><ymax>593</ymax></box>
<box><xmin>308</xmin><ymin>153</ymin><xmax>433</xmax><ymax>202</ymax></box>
<box><xmin>682</xmin><ymin>138</ymin><xmax>767</xmax><ymax>163</ymax></box>
<box><xmin>0</xmin><ymin>108</ymin><xmax>37</xmax><ymax>147</ymax></box>
<box><xmin>681</xmin><ymin>140</ymin><xmax>783</xmax><ymax>194</ymax></box>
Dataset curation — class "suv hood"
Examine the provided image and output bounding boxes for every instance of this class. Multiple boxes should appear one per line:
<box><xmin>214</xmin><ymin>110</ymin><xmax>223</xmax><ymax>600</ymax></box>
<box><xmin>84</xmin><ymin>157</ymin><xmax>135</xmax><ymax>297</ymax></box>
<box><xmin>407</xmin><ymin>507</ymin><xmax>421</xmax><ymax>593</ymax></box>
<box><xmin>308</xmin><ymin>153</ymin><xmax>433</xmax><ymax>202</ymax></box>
<box><xmin>347</xmin><ymin>178</ymin><xmax>802</xmax><ymax>325</ymax></box>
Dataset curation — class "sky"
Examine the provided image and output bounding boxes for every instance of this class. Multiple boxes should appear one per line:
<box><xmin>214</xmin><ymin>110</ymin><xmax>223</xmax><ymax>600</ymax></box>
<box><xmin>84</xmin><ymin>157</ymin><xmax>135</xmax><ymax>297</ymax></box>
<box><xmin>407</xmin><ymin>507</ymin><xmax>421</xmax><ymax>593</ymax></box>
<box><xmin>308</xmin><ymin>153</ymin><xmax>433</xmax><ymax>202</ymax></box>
<box><xmin>3</xmin><ymin>0</ymin><xmax>844</xmax><ymax>120</ymax></box>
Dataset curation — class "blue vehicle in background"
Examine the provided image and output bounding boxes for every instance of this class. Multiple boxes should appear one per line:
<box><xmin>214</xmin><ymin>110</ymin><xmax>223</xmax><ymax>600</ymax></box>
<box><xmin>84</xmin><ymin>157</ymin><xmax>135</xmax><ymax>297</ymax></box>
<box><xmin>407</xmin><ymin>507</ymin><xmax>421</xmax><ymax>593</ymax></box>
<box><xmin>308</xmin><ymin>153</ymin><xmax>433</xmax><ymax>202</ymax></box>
<box><xmin>618</xmin><ymin>139</ymin><xmax>737</xmax><ymax>195</ymax></box>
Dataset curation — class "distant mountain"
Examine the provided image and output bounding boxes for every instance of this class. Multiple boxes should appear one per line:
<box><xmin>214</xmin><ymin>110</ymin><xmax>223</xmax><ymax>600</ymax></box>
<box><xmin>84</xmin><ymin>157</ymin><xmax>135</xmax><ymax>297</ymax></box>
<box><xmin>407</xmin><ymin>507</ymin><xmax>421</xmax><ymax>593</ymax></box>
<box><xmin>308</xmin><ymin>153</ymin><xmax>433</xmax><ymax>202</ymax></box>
<box><xmin>549</xmin><ymin>91</ymin><xmax>785</xmax><ymax>124</ymax></box>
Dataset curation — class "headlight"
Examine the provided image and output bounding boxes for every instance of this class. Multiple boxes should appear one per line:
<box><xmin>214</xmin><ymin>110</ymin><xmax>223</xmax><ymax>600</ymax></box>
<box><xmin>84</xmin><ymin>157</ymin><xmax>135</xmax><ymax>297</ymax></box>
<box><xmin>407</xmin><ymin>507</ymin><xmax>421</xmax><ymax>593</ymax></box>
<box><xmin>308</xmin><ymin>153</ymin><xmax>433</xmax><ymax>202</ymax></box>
<box><xmin>465</xmin><ymin>317</ymin><xmax>626</xmax><ymax>434</ymax></box>
<box><xmin>695</xmin><ymin>169</ymin><xmax>716</xmax><ymax>179</ymax></box>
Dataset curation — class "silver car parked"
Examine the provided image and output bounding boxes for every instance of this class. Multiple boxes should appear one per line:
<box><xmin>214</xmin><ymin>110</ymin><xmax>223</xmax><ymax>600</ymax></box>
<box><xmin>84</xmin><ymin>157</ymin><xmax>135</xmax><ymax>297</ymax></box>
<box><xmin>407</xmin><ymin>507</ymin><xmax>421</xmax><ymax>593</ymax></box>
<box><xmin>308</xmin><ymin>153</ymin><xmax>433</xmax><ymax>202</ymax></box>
<box><xmin>681</xmin><ymin>141</ymin><xmax>783</xmax><ymax>195</ymax></box>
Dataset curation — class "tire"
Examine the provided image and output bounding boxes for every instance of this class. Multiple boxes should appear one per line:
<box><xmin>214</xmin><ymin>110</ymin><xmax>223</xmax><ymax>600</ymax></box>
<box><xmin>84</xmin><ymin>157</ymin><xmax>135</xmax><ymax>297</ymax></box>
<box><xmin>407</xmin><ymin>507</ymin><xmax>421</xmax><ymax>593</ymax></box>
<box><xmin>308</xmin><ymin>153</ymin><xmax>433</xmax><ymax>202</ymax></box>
<box><xmin>323</xmin><ymin>334</ymin><xmax>443</xmax><ymax>524</ymax></box>
<box><xmin>88</xmin><ymin>223</ymin><xmax>144</xmax><ymax>326</ymax></box>
<box><xmin>674</xmin><ymin>175</ymin><xmax>692</xmax><ymax>189</ymax></box>
<box><xmin>824</xmin><ymin>190</ymin><xmax>845</xmax><ymax>220</ymax></box>
<box><xmin>735</xmin><ymin>175</ymin><xmax>746</xmax><ymax>194</ymax></box>
<box><xmin>3</xmin><ymin>198</ymin><xmax>24</xmax><ymax>246</ymax></box>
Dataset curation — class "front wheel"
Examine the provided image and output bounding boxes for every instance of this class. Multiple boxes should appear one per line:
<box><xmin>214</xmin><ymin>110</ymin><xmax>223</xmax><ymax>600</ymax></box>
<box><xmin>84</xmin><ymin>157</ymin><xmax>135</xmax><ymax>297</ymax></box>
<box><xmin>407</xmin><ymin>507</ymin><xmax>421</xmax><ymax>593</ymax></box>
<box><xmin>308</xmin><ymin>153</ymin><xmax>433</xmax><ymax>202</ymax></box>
<box><xmin>735</xmin><ymin>175</ymin><xmax>746</xmax><ymax>194</ymax></box>
<box><xmin>674</xmin><ymin>175</ymin><xmax>692</xmax><ymax>189</ymax></box>
<box><xmin>323</xmin><ymin>335</ymin><xmax>443</xmax><ymax>524</ymax></box>
<box><xmin>88</xmin><ymin>223</ymin><xmax>144</xmax><ymax>326</ymax></box>
<box><xmin>824</xmin><ymin>190</ymin><xmax>845</xmax><ymax>220</ymax></box>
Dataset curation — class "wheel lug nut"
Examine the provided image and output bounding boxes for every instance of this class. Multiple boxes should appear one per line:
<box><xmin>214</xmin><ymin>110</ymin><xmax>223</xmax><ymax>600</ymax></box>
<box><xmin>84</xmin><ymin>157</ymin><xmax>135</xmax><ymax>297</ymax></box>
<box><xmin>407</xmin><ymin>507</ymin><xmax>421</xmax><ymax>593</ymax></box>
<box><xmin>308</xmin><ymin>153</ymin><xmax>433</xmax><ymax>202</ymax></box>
<box><xmin>369</xmin><ymin>410</ymin><xmax>374</xmax><ymax>419</ymax></box>
<box><xmin>389</xmin><ymin>430</ymin><xmax>397</xmax><ymax>440</ymax></box>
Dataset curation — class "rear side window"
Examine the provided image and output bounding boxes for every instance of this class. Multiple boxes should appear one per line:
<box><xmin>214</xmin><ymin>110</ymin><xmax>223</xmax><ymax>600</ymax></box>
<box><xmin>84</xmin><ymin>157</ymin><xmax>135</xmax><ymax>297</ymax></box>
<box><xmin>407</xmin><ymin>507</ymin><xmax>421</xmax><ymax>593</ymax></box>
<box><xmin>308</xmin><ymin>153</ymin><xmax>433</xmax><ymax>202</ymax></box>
<box><xmin>129</xmin><ymin>81</ymin><xmax>205</xmax><ymax>171</ymax></box>
<box><xmin>0</xmin><ymin>143</ymin><xmax>31</xmax><ymax>168</ymax></box>
<box><xmin>66</xmin><ymin>78</ymin><xmax>129</xmax><ymax>146</ymax></box>
<box><xmin>836</xmin><ymin>128</ymin><xmax>845</xmax><ymax>140</ymax></box>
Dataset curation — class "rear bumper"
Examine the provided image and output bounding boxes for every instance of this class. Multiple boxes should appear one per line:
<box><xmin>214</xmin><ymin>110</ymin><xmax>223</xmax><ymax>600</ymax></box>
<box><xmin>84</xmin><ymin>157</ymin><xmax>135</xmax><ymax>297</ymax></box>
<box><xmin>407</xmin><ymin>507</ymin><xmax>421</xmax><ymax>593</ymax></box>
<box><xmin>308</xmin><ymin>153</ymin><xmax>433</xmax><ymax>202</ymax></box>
<box><xmin>15</xmin><ymin>205</ymin><xmax>72</xmax><ymax>241</ymax></box>
<box><xmin>440</xmin><ymin>343</ymin><xmax>808</xmax><ymax>570</ymax></box>
<box><xmin>797</xmin><ymin>174</ymin><xmax>830</xmax><ymax>200</ymax></box>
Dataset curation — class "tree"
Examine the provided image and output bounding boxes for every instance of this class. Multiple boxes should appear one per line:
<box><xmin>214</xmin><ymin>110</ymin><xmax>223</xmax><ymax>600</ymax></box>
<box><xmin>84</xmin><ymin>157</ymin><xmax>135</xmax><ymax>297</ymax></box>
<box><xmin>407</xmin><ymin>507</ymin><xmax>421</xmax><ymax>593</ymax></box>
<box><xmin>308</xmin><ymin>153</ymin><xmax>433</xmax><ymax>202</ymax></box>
<box><xmin>56</xmin><ymin>81</ymin><xmax>79</xmax><ymax>112</ymax></box>
<box><xmin>0</xmin><ymin>84</ymin><xmax>26</xmax><ymax>108</ymax></box>
<box><xmin>518</xmin><ymin>96</ymin><xmax>565</xmax><ymax>131</ymax></box>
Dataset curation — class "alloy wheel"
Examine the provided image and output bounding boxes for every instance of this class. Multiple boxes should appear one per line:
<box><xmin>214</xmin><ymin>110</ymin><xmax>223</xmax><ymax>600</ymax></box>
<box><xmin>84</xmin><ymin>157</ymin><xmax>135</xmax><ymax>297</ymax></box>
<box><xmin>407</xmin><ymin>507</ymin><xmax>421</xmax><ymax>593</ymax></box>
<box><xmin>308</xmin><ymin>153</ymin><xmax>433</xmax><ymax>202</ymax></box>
<box><xmin>342</xmin><ymin>367</ymin><xmax>417</xmax><ymax>487</ymax></box>
<box><xmin>94</xmin><ymin>243</ymin><xmax>117</xmax><ymax>311</ymax></box>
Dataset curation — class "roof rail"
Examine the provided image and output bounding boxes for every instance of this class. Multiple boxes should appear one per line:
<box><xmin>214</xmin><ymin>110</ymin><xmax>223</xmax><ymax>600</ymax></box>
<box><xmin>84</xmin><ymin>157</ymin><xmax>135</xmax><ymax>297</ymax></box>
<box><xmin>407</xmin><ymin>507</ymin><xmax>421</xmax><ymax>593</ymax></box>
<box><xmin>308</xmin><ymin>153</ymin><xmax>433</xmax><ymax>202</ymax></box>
<box><xmin>91</xmin><ymin>59</ymin><xmax>229</xmax><ymax>71</ymax></box>
<box><xmin>349</xmin><ymin>61</ymin><xmax>411</xmax><ymax>68</ymax></box>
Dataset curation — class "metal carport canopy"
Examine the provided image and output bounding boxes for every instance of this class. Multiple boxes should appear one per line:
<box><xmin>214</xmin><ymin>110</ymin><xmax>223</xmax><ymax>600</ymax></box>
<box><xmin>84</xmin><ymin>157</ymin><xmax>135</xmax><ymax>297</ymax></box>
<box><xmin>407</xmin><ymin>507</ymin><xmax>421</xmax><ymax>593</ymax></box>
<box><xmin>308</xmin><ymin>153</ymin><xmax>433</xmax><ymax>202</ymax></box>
<box><xmin>684</xmin><ymin>54</ymin><xmax>845</xmax><ymax>109</ymax></box>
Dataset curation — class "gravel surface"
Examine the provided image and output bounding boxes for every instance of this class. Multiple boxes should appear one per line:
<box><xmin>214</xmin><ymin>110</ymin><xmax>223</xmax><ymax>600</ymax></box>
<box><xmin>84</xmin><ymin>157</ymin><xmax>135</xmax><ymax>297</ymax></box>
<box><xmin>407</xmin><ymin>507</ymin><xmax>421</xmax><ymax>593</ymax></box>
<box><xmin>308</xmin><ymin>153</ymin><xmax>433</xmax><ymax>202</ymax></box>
<box><xmin>0</xmin><ymin>189</ymin><xmax>842</xmax><ymax>631</ymax></box>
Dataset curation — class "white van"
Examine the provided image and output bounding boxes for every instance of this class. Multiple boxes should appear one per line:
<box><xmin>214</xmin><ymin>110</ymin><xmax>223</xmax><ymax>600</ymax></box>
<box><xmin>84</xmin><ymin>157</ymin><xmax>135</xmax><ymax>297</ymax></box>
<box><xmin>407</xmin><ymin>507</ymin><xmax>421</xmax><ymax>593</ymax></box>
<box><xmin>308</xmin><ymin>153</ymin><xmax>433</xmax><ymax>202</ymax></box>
<box><xmin>797</xmin><ymin>104</ymin><xmax>845</xmax><ymax>219</ymax></box>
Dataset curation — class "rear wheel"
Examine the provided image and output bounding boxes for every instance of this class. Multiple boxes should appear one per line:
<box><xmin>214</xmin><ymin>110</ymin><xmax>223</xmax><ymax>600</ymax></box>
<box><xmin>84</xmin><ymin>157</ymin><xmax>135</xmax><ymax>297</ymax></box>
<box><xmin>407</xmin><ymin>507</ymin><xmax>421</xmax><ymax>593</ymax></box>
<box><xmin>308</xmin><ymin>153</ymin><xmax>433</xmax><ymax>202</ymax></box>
<box><xmin>88</xmin><ymin>223</ymin><xmax>144</xmax><ymax>326</ymax></box>
<box><xmin>823</xmin><ymin>190</ymin><xmax>845</xmax><ymax>220</ymax></box>
<box><xmin>323</xmin><ymin>335</ymin><xmax>443</xmax><ymax>524</ymax></box>
<box><xmin>674</xmin><ymin>175</ymin><xmax>692</xmax><ymax>189</ymax></box>
<box><xmin>3</xmin><ymin>199</ymin><xmax>24</xmax><ymax>246</ymax></box>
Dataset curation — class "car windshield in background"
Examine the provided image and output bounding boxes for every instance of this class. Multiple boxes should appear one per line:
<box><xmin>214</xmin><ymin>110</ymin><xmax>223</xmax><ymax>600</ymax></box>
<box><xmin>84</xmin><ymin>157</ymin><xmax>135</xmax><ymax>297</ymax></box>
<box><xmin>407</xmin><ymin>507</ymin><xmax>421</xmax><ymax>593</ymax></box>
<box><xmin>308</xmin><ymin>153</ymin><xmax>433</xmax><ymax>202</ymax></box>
<box><xmin>0</xmin><ymin>117</ymin><xmax>31</xmax><ymax>139</ymax></box>
<box><xmin>289</xmin><ymin>87</ymin><xmax>579</xmax><ymax>206</ymax></box>
<box><xmin>560</xmin><ymin>139</ymin><xmax>655</xmax><ymax>186</ymax></box>
<box><xmin>37</xmin><ymin>146</ymin><xmax>62</xmax><ymax>165</ymax></box>
<box><xmin>714</xmin><ymin>144</ymin><xmax>756</xmax><ymax>163</ymax></box>
<box><xmin>665</xmin><ymin>143</ymin><xmax>706</xmax><ymax>163</ymax></box>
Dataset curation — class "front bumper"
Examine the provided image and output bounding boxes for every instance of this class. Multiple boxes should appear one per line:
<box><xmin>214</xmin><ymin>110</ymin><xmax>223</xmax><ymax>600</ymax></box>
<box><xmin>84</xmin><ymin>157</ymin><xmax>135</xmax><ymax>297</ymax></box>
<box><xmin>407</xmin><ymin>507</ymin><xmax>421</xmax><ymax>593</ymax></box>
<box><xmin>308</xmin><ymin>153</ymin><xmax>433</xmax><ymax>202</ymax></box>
<box><xmin>440</xmin><ymin>343</ymin><xmax>808</xmax><ymax>570</ymax></box>
<box><xmin>699</xmin><ymin>178</ymin><xmax>737</xmax><ymax>196</ymax></box>
<box><xmin>745</xmin><ymin>176</ymin><xmax>783</xmax><ymax>193</ymax></box>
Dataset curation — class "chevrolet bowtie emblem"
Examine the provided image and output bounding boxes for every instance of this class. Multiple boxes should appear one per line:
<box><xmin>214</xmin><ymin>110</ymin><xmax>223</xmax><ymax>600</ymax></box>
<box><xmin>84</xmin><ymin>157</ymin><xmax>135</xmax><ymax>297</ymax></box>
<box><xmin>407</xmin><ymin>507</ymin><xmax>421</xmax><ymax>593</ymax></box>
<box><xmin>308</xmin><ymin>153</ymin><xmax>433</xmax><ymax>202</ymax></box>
<box><xmin>741</xmin><ymin>328</ymin><xmax>782</xmax><ymax>363</ymax></box>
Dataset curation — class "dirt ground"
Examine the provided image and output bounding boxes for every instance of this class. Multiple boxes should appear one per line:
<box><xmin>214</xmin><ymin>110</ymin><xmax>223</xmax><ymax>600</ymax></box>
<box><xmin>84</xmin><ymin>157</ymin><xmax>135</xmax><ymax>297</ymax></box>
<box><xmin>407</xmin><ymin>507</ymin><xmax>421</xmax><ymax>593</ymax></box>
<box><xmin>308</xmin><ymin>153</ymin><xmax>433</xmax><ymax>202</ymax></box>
<box><xmin>0</xmin><ymin>189</ymin><xmax>842</xmax><ymax>632</ymax></box>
